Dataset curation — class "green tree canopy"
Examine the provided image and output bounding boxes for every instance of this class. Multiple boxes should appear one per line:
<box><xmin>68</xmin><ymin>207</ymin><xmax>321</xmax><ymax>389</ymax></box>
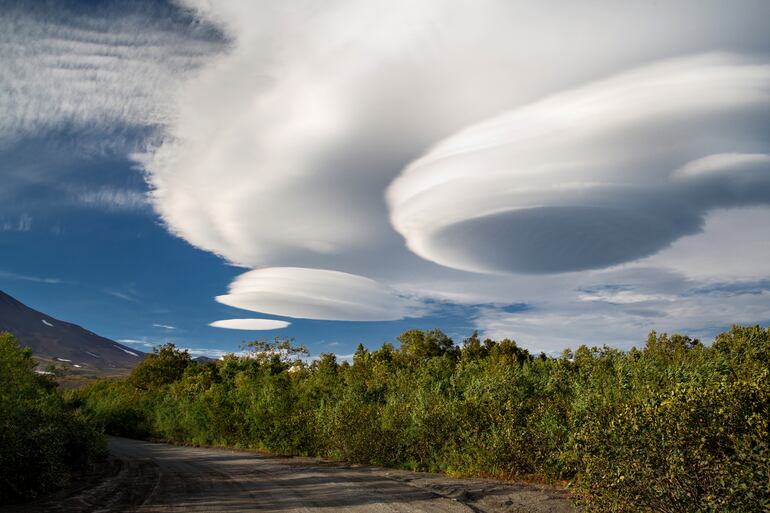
<box><xmin>130</xmin><ymin>342</ymin><xmax>191</xmax><ymax>390</ymax></box>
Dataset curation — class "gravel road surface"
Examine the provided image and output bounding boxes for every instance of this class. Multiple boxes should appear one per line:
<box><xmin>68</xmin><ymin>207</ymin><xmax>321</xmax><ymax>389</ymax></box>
<box><xmin>3</xmin><ymin>437</ymin><xmax>578</xmax><ymax>513</ymax></box>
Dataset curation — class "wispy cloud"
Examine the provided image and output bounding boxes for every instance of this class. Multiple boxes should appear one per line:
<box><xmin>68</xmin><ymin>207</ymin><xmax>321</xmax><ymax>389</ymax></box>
<box><xmin>0</xmin><ymin>270</ymin><xmax>62</xmax><ymax>284</ymax></box>
<box><xmin>119</xmin><ymin>337</ymin><xmax>238</xmax><ymax>360</ymax></box>
<box><xmin>333</xmin><ymin>353</ymin><xmax>356</xmax><ymax>364</ymax></box>
<box><xmin>0</xmin><ymin>213</ymin><xmax>33</xmax><ymax>232</ymax></box>
<box><xmin>104</xmin><ymin>286</ymin><xmax>141</xmax><ymax>303</ymax></box>
<box><xmin>118</xmin><ymin>338</ymin><xmax>157</xmax><ymax>349</ymax></box>
<box><xmin>184</xmin><ymin>348</ymin><xmax>233</xmax><ymax>359</ymax></box>
<box><xmin>0</xmin><ymin>0</ymin><xmax>224</xmax><ymax>152</ymax></box>
<box><xmin>153</xmin><ymin>323</ymin><xmax>177</xmax><ymax>330</ymax></box>
<box><xmin>72</xmin><ymin>187</ymin><xmax>149</xmax><ymax>212</ymax></box>
<box><xmin>476</xmin><ymin>281</ymin><xmax>770</xmax><ymax>353</ymax></box>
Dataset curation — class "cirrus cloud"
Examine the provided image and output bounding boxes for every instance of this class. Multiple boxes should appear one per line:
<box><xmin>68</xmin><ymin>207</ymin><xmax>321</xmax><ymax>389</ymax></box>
<box><xmin>0</xmin><ymin>0</ymin><xmax>224</xmax><ymax>152</ymax></box>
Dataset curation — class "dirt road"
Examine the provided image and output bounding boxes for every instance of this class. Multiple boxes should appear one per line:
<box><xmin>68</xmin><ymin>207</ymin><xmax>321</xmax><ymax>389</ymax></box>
<box><xmin>4</xmin><ymin>437</ymin><xmax>578</xmax><ymax>513</ymax></box>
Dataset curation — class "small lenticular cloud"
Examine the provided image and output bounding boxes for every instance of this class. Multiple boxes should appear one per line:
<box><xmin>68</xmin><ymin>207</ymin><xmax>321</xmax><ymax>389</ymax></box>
<box><xmin>215</xmin><ymin>267</ymin><xmax>421</xmax><ymax>321</ymax></box>
<box><xmin>209</xmin><ymin>319</ymin><xmax>290</xmax><ymax>330</ymax></box>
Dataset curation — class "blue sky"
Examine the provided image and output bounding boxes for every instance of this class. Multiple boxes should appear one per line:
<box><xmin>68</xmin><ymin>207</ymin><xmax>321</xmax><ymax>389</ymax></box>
<box><xmin>2</xmin><ymin>0</ymin><xmax>770</xmax><ymax>358</ymax></box>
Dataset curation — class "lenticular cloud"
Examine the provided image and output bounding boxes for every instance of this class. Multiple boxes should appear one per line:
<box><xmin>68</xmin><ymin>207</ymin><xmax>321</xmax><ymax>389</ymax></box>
<box><xmin>209</xmin><ymin>319</ymin><xmax>290</xmax><ymax>330</ymax></box>
<box><xmin>215</xmin><ymin>267</ymin><xmax>419</xmax><ymax>321</ymax></box>
<box><xmin>387</xmin><ymin>54</ymin><xmax>770</xmax><ymax>275</ymax></box>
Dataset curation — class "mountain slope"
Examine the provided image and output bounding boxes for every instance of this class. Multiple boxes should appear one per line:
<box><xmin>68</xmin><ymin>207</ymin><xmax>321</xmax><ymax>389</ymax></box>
<box><xmin>0</xmin><ymin>290</ymin><xmax>143</xmax><ymax>377</ymax></box>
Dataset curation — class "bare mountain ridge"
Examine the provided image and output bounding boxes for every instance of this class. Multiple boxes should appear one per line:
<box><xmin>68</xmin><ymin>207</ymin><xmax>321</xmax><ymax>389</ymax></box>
<box><xmin>0</xmin><ymin>290</ymin><xmax>143</xmax><ymax>377</ymax></box>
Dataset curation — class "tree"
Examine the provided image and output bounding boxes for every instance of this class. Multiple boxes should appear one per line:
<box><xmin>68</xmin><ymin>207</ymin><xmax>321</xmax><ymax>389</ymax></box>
<box><xmin>130</xmin><ymin>343</ymin><xmax>191</xmax><ymax>390</ymax></box>
<box><xmin>461</xmin><ymin>331</ymin><xmax>487</xmax><ymax>360</ymax></box>
<box><xmin>243</xmin><ymin>337</ymin><xmax>309</xmax><ymax>375</ymax></box>
<box><xmin>644</xmin><ymin>331</ymin><xmax>701</xmax><ymax>354</ymax></box>
<box><xmin>397</xmin><ymin>329</ymin><xmax>457</xmax><ymax>363</ymax></box>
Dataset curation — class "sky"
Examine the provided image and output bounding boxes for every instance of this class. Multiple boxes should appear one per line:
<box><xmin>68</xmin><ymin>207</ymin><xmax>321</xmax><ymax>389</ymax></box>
<box><xmin>1</xmin><ymin>0</ymin><xmax>769</xmax><ymax>359</ymax></box>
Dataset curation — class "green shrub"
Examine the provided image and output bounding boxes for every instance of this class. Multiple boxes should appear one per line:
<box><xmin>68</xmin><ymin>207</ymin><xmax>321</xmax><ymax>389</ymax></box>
<box><xmin>0</xmin><ymin>332</ymin><xmax>105</xmax><ymax>503</ymax></box>
<box><xmin>575</xmin><ymin>372</ymin><xmax>770</xmax><ymax>512</ymax></box>
<box><xmin>73</xmin><ymin>327</ymin><xmax>770</xmax><ymax>512</ymax></box>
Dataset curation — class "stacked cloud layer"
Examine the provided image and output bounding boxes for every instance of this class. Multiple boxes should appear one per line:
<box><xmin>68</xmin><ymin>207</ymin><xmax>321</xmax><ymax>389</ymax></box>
<box><xmin>388</xmin><ymin>55</ymin><xmax>770</xmax><ymax>274</ymax></box>
<box><xmin>137</xmin><ymin>2</ymin><xmax>770</xmax><ymax>334</ymax></box>
<box><xmin>216</xmin><ymin>267</ymin><xmax>420</xmax><ymax>322</ymax></box>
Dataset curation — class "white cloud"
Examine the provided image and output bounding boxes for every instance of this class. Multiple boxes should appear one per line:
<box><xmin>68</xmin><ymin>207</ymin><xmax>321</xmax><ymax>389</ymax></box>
<box><xmin>128</xmin><ymin>1</ymin><xmax>770</xmax><ymax>330</ymax></box>
<box><xmin>640</xmin><ymin>207</ymin><xmax>770</xmax><ymax>282</ymax></box>
<box><xmin>0</xmin><ymin>1</ymin><xmax>223</xmax><ymax>152</ymax></box>
<box><xmin>216</xmin><ymin>267</ymin><xmax>422</xmax><ymax>321</ymax></box>
<box><xmin>17</xmin><ymin>213</ymin><xmax>32</xmax><ymax>232</ymax></box>
<box><xmin>118</xmin><ymin>338</ymin><xmax>157</xmax><ymax>349</ymax></box>
<box><xmin>477</xmin><ymin>284</ymin><xmax>770</xmax><ymax>353</ymax></box>
<box><xmin>673</xmin><ymin>153</ymin><xmax>770</xmax><ymax>180</ymax></box>
<box><xmin>576</xmin><ymin>289</ymin><xmax>675</xmax><ymax>305</ymax></box>
<box><xmin>333</xmin><ymin>353</ymin><xmax>356</xmax><ymax>364</ymax></box>
<box><xmin>106</xmin><ymin>291</ymin><xmax>137</xmax><ymax>302</ymax></box>
<box><xmin>104</xmin><ymin>286</ymin><xmax>141</xmax><ymax>303</ymax></box>
<box><xmin>387</xmin><ymin>54</ymin><xmax>770</xmax><ymax>274</ymax></box>
<box><xmin>119</xmin><ymin>338</ymin><xmax>233</xmax><ymax>360</ymax></box>
<box><xmin>6</xmin><ymin>1</ymin><xmax>770</xmax><ymax>350</ymax></box>
<box><xmin>153</xmin><ymin>323</ymin><xmax>177</xmax><ymax>330</ymax></box>
<box><xmin>209</xmin><ymin>318</ymin><xmax>290</xmax><ymax>330</ymax></box>
<box><xmin>142</xmin><ymin>1</ymin><xmax>770</xmax><ymax>270</ymax></box>
<box><xmin>1</xmin><ymin>213</ymin><xmax>33</xmax><ymax>232</ymax></box>
<box><xmin>73</xmin><ymin>187</ymin><xmax>149</xmax><ymax>212</ymax></box>
<box><xmin>0</xmin><ymin>270</ymin><xmax>61</xmax><ymax>284</ymax></box>
<box><xmin>469</xmin><ymin>208</ymin><xmax>770</xmax><ymax>351</ymax></box>
<box><xmin>185</xmin><ymin>348</ymin><xmax>232</xmax><ymax>359</ymax></box>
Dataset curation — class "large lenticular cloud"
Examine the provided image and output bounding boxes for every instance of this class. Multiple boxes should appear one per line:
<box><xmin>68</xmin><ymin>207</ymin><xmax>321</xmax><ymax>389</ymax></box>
<box><xmin>387</xmin><ymin>54</ymin><xmax>770</xmax><ymax>274</ymax></box>
<box><xmin>216</xmin><ymin>267</ymin><xmax>420</xmax><ymax>321</ymax></box>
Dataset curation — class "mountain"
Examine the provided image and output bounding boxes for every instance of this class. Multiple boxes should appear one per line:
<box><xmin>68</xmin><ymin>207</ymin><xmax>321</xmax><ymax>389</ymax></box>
<box><xmin>0</xmin><ymin>290</ymin><xmax>144</xmax><ymax>377</ymax></box>
<box><xmin>193</xmin><ymin>356</ymin><xmax>218</xmax><ymax>364</ymax></box>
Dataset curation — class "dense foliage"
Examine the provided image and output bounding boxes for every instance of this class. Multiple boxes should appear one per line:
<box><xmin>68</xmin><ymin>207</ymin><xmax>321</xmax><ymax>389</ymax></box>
<box><xmin>0</xmin><ymin>332</ymin><xmax>105</xmax><ymax>504</ymax></box>
<box><xmin>75</xmin><ymin>327</ymin><xmax>770</xmax><ymax>512</ymax></box>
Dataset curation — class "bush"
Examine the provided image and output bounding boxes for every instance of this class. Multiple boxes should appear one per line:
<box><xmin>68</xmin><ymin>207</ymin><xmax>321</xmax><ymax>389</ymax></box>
<box><xmin>575</xmin><ymin>373</ymin><xmax>770</xmax><ymax>512</ymax></box>
<box><xmin>0</xmin><ymin>332</ymin><xmax>106</xmax><ymax>504</ymax></box>
<box><xmin>73</xmin><ymin>327</ymin><xmax>770</xmax><ymax>512</ymax></box>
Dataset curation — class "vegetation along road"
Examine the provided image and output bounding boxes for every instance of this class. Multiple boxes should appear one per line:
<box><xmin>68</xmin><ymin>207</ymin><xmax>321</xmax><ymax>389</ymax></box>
<box><xmin>6</xmin><ymin>436</ymin><xmax>576</xmax><ymax>513</ymax></box>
